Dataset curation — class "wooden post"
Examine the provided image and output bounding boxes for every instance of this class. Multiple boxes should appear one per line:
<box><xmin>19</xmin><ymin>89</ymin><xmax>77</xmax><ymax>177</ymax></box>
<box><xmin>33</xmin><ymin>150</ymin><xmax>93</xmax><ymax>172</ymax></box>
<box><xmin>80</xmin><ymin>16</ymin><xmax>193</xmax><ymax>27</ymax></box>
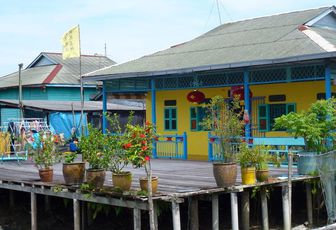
<box><xmin>306</xmin><ymin>183</ymin><xmax>313</xmax><ymax>226</ymax></box>
<box><xmin>31</xmin><ymin>192</ymin><xmax>37</xmax><ymax>230</ymax></box>
<box><xmin>172</xmin><ymin>201</ymin><xmax>181</xmax><ymax>230</ymax></box>
<box><xmin>282</xmin><ymin>186</ymin><xmax>290</xmax><ymax>230</ymax></box>
<box><xmin>74</xmin><ymin>199</ymin><xmax>80</xmax><ymax>230</ymax></box>
<box><xmin>9</xmin><ymin>190</ymin><xmax>14</xmax><ymax>209</ymax></box>
<box><xmin>87</xmin><ymin>203</ymin><xmax>93</xmax><ymax>226</ymax></box>
<box><xmin>230</xmin><ymin>193</ymin><xmax>239</xmax><ymax>230</ymax></box>
<box><xmin>260</xmin><ymin>188</ymin><xmax>269</xmax><ymax>230</ymax></box>
<box><xmin>44</xmin><ymin>196</ymin><xmax>50</xmax><ymax>212</ymax></box>
<box><xmin>241</xmin><ymin>191</ymin><xmax>250</xmax><ymax>230</ymax></box>
<box><xmin>190</xmin><ymin>198</ymin><xmax>199</xmax><ymax>230</ymax></box>
<box><xmin>153</xmin><ymin>201</ymin><xmax>158</xmax><ymax>229</ymax></box>
<box><xmin>133</xmin><ymin>208</ymin><xmax>141</xmax><ymax>230</ymax></box>
<box><xmin>212</xmin><ymin>194</ymin><xmax>219</xmax><ymax>230</ymax></box>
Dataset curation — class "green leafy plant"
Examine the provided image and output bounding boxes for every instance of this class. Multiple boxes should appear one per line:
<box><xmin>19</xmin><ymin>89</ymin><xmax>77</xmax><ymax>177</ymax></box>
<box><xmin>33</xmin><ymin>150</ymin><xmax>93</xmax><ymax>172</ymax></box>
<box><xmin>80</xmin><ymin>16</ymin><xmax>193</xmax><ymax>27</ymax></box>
<box><xmin>236</xmin><ymin>143</ymin><xmax>258</xmax><ymax>168</ymax></box>
<box><xmin>78</xmin><ymin>125</ymin><xmax>110</xmax><ymax>169</ymax></box>
<box><xmin>63</xmin><ymin>151</ymin><xmax>77</xmax><ymax>164</ymax></box>
<box><xmin>274</xmin><ymin>98</ymin><xmax>336</xmax><ymax>153</ymax></box>
<box><xmin>253</xmin><ymin>145</ymin><xmax>284</xmax><ymax>170</ymax></box>
<box><xmin>201</xmin><ymin>96</ymin><xmax>244</xmax><ymax>163</ymax></box>
<box><xmin>28</xmin><ymin>131</ymin><xmax>63</xmax><ymax>169</ymax></box>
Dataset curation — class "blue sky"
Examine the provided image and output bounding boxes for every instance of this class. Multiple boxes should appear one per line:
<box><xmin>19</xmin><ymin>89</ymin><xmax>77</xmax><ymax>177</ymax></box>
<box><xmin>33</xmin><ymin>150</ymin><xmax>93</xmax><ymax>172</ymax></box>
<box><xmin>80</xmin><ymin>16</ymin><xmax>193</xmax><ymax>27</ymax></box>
<box><xmin>0</xmin><ymin>0</ymin><xmax>335</xmax><ymax>76</ymax></box>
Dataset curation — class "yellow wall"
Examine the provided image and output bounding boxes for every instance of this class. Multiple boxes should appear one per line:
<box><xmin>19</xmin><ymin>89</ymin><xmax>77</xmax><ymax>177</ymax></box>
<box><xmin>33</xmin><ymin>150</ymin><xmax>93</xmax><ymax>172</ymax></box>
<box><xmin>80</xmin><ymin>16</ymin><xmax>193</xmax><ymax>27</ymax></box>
<box><xmin>146</xmin><ymin>80</ymin><xmax>335</xmax><ymax>160</ymax></box>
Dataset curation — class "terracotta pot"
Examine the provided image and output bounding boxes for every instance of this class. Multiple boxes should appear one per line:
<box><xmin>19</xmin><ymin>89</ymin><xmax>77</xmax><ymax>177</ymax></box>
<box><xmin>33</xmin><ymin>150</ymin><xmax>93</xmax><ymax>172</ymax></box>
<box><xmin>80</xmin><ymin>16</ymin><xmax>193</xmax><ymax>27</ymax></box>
<box><xmin>112</xmin><ymin>171</ymin><xmax>132</xmax><ymax>191</ymax></box>
<box><xmin>256</xmin><ymin>169</ymin><xmax>269</xmax><ymax>182</ymax></box>
<box><xmin>213</xmin><ymin>162</ymin><xmax>237</xmax><ymax>187</ymax></box>
<box><xmin>39</xmin><ymin>168</ymin><xmax>53</xmax><ymax>182</ymax></box>
<box><xmin>86</xmin><ymin>169</ymin><xmax>106</xmax><ymax>188</ymax></box>
<box><xmin>63</xmin><ymin>162</ymin><xmax>85</xmax><ymax>185</ymax></box>
<box><xmin>139</xmin><ymin>176</ymin><xmax>158</xmax><ymax>193</ymax></box>
<box><xmin>241</xmin><ymin>167</ymin><xmax>256</xmax><ymax>185</ymax></box>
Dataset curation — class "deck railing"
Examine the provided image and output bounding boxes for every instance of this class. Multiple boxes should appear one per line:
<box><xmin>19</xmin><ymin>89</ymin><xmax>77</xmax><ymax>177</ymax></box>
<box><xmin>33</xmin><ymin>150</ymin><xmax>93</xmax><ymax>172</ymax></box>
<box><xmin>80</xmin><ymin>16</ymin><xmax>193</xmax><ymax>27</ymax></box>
<box><xmin>154</xmin><ymin>132</ymin><xmax>187</xmax><ymax>160</ymax></box>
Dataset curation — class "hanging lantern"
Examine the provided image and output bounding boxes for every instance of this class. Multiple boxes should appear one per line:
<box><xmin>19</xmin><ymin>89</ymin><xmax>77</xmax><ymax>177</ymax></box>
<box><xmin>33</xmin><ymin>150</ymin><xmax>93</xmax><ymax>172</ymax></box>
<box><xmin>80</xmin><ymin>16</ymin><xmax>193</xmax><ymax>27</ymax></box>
<box><xmin>230</xmin><ymin>86</ymin><xmax>252</xmax><ymax>100</ymax></box>
<box><xmin>187</xmin><ymin>90</ymin><xmax>205</xmax><ymax>103</ymax></box>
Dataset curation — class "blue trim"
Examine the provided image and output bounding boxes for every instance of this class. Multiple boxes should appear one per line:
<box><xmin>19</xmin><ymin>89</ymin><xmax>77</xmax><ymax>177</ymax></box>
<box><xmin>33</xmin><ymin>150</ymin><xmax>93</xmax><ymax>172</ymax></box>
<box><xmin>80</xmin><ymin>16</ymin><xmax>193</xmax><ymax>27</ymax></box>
<box><xmin>208</xmin><ymin>132</ymin><xmax>213</xmax><ymax>161</ymax></box>
<box><xmin>102</xmin><ymin>82</ymin><xmax>107</xmax><ymax>134</ymax></box>
<box><xmin>45</xmin><ymin>84</ymin><xmax>97</xmax><ymax>88</ymax></box>
<box><xmin>151</xmin><ymin>79</ymin><xmax>157</xmax><ymax>158</ymax></box>
<box><xmin>325</xmin><ymin>65</ymin><xmax>331</xmax><ymax>99</ymax></box>
<box><xmin>244</xmin><ymin>70</ymin><xmax>251</xmax><ymax>140</ymax></box>
<box><xmin>182</xmin><ymin>132</ymin><xmax>188</xmax><ymax>160</ymax></box>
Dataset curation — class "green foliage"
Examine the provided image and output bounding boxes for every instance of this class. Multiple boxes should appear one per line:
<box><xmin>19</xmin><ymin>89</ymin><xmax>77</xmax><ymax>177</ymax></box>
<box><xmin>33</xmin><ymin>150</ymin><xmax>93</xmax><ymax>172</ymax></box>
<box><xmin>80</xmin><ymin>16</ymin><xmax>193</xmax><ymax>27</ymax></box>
<box><xmin>28</xmin><ymin>131</ymin><xmax>63</xmax><ymax>169</ymax></box>
<box><xmin>78</xmin><ymin>124</ymin><xmax>110</xmax><ymax>169</ymax></box>
<box><xmin>62</xmin><ymin>151</ymin><xmax>77</xmax><ymax>164</ymax></box>
<box><xmin>88</xmin><ymin>203</ymin><xmax>111</xmax><ymax>219</ymax></box>
<box><xmin>253</xmin><ymin>145</ymin><xmax>284</xmax><ymax>170</ymax></box>
<box><xmin>274</xmin><ymin>98</ymin><xmax>336</xmax><ymax>153</ymax></box>
<box><xmin>236</xmin><ymin>143</ymin><xmax>258</xmax><ymax>168</ymax></box>
<box><xmin>201</xmin><ymin>96</ymin><xmax>244</xmax><ymax>163</ymax></box>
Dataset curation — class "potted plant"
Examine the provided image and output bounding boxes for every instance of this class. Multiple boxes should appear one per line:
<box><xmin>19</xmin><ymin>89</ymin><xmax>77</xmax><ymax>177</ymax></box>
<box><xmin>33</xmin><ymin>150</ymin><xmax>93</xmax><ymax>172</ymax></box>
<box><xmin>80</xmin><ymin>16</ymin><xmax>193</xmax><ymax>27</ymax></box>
<box><xmin>274</xmin><ymin>98</ymin><xmax>336</xmax><ymax>174</ymax></box>
<box><xmin>105</xmin><ymin>113</ymin><xmax>132</xmax><ymax>191</ymax></box>
<box><xmin>78</xmin><ymin>125</ymin><xmax>109</xmax><ymax>188</ymax></box>
<box><xmin>202</xmin><ymin>96</ymin><xmax>244</xmax><ymax>187</ymax></box>
<box><xmin>62</xmin><ymin>146</ymin><xmax>85</xmax><ymax>185</ymax></box>
<box><xmin>28</xmin><ymin>131</ymin><xmax>62</xmax><ymax>182</ymax></box>
<box><xmin>236</xmin><ymin>143</ymin><xmax>258</xmax><ymax>185</ymax></box>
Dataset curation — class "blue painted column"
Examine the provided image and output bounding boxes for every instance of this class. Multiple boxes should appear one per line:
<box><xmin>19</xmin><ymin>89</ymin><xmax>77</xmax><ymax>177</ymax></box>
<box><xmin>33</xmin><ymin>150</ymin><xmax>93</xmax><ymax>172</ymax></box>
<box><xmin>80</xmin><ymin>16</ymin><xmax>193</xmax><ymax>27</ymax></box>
<box><xmin>151</xmin><ymin>79</ymin><xmax>157</xmax><ymax>158</ymax></box>
<box><xmin>325</xmin><ymin>64</ymin><xmax>331</xmax><ymax>99</ymax></box>
<box><xmin>244</xmin><ymin>70</ymin><xmax>251</xmax><ymax>140</ymax></box>
<box><xmin>102</xmin><ymin>81</ymin><xmax>107</xmax><ymax>134</ymax></box>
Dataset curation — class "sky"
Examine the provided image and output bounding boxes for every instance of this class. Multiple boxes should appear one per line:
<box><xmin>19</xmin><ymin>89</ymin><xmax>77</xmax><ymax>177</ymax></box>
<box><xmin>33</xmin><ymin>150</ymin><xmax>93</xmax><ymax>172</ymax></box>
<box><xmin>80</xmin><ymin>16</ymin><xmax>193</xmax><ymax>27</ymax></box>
<box><xmin>0</xmin><ymin>0</ymin><xmax>335</xmax><ymax>76</ymax></box>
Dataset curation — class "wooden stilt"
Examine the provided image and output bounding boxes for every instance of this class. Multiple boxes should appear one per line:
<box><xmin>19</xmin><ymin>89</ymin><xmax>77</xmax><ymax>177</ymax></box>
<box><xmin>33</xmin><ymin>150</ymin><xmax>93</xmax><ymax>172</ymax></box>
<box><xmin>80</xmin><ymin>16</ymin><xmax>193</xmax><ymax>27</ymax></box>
<box><xmin>241</xmin><ymin>191</ymin><xmax>250</xmax><ymax>230</ymax></box>
<box><xmin>306</xmin><ymin>183</ymin><xmax>313</xmax><ymax>226</ymax></box>
<box><xmin>212</xmin><ymin>194</ymin><xmax>219</xmax><ymax>230</ymax></box>
<box><xmin>9</xmin><ymin>190</ymin><xmax>14</xmax><ymax>208</ymax></box>
<box><xmin>133</xmin><ymin>208</ymin><xmax>141</xmax><ymax>230</ymax></box>
<box><xmin>172</xmin><ymin>201</ymin><xmax>181</xmax><ymax>230</ymax></box>
<box><xmin>31</xmin><ymin>192</ymin><xmax>37</xmax><ymax>230</ymax></box>
<box><xmin>282</xmin><ymin>186</ymin><xmax>290</xmax><ymax>230</ymax></box>
<box><xmin>230</xmin><ymin>192</ymin><xmax>239</xmax><ymax>230</ymax></box>
<box><xmin>81</xmin><ymin>201</ymin><xmax>86</xmax><ymax>230</ymax></box>
<box><xmin>87</xmin><ymin>203</ymin><xmax>93</xmax><ymax>226</ymax></box>
<box><xmin>74</xmin><ymin>199</ymin><xmax>80</xmax><ymax>230</ymax></box>
<box><xmin>153</xmin><ymin>201</ymin><xmax>158</xmax><ymax>229</ymax></box>
<box><xmin>44</xmin><ymin>196</ymin><xmax>50</xmax><ymax>212</ymax></box>
<box><xmin>190</xmin><ymin>198</ymin><xmax>199</xmax><ymax>230</ymax></box>
<box><xmin>260</xmin><ymin>188</ymin><xmax>269</xmax><ymax>230</ymax></box>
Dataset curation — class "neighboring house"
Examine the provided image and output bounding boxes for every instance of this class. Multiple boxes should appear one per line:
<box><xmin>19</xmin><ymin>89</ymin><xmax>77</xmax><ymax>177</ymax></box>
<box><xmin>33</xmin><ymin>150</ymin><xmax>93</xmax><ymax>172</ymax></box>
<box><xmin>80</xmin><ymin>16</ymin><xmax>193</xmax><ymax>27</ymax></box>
<box><xmin>0</xmin><ymin>52</ymin><xmax>115</xmax><ymax>124</ymax></box>
<box><xmin>85</xmin><ymin>6</ymin><xmax>336</xmax><ymax>160</ymax></box>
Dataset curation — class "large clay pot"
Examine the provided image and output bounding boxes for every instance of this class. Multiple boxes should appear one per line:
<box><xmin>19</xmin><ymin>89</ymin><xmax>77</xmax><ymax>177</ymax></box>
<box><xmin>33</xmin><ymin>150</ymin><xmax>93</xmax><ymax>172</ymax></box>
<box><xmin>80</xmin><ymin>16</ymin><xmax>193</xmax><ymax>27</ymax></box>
<box><xmin>63</xmin><ymin>162</ymin><xmax>85</xmax><ymax>185</ymax></box>
<box><xmin>112</xmin><ymin>171</ymin><xmax>132</xmax><ymax>191</ymax></box>
<box><xmin>139</xmin><ymin>176</ymin><xmax>158</xmax><ymax>193</ymax></box>
<box><xmin>256</xmin><ymin>169</ymin><xmax>269</xmax><ymax>182</ymax></box>
<box><xmin>241</xmin><ymin>167</ymin><xmax>256</xmax><ymax>185</ymax></box>
<box><xmin>297</xmin><ymin>152</ymin><xmax>318</xmax><ymax>175</ymax></box>
<box><xmin>86</xmin><ymin>169</ymin><xmax>106</xmax><ymax>188</ymax></box>
<box><xmin>39</xmin><ymin>168</ymin><xmax>53</xmax><ymax>182</ymax></box>
<box><xmin>213</xmin><ymin>162</ymin><xmax>237</xmax><ymax>187</ymax></box>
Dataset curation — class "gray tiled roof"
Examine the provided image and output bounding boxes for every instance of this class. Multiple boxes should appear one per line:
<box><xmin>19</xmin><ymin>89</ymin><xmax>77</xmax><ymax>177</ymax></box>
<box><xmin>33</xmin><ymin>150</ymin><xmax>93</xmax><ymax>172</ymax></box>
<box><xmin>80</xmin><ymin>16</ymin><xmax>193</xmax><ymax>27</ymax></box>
<box><xmin>0</xmin><ymin>52</ymin><xmax>116</xmax><ymax>88</ymax></box>
<box><xmin>85</xmin><ymin>6</ymin><xmax>334</xmax><ymax>79</ymax></box>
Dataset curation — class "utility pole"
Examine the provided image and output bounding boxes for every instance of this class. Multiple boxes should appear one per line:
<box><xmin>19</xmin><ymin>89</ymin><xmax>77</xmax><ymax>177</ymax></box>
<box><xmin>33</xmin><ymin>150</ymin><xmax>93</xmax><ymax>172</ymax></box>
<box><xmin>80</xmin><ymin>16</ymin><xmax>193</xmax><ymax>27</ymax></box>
<box><xmin>18</xmin><ymin>63</ymin><xmax>23</xmax><ymax>120</ymax></box>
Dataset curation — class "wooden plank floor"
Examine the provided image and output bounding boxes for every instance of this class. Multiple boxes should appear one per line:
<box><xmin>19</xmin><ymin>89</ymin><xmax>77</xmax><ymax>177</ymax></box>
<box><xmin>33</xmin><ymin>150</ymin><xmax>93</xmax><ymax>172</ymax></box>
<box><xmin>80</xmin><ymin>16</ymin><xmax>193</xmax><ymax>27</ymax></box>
<box><xmin>0</xmin><ymin>158</ymin><xmax>309</xmax><ymax>198</ymax></box>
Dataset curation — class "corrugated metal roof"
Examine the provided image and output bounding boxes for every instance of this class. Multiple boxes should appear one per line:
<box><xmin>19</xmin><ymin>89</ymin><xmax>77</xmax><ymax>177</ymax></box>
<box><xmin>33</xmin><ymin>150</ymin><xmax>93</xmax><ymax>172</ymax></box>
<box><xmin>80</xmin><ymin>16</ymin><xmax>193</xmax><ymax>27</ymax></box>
<box><xmin>0</xmin><ymin>99</ymin><xmax>144</xmax><ymax>112</ymax></box>
<box><xmin>85</xmin><ymin>6</ymin><xmax>334</xmax><ymax>79</ymax></box>
<box><xmin>0</xmin><ymin>53</ymin><xmax>116</xmax><ymax>88</ymax></box>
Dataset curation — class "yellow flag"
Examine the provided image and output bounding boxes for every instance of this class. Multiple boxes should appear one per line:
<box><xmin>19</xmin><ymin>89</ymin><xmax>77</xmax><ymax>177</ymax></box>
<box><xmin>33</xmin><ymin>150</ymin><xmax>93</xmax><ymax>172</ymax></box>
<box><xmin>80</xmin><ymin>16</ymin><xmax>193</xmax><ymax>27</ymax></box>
<box><xmin>61</xmin><ymin>25</ymin><xmax>80</xmax><ymax>60</ymax></box>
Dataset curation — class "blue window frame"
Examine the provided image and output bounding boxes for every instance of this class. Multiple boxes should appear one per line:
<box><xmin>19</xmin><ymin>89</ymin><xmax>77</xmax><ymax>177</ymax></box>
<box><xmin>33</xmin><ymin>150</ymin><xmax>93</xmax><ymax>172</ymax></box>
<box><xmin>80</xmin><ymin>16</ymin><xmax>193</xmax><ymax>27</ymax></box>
<box><xmin>190</xmin><ymin>107</ymin><xmax>209</xmax><ymax>131</ymax></box>
<box><xmin>258</xmin><ymin>103</ymin><xmax>296</xmax><ymax>132</ymax></box>
<box><xmin>164</xmin><ymin>107</ymin><xmax>177</xmax><ymax>131</ymax></box>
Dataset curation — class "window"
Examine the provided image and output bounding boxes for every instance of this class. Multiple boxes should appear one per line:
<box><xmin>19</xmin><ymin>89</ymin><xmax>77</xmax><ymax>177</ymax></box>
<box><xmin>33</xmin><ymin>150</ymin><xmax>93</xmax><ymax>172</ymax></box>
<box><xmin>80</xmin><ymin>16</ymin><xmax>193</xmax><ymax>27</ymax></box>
<box><xmin>190</xmin><ymin>107</ymin><xmax>210</xmax><ymax>131</ymax></box>
<box><xmin>164</xmin><ymin>107</ymin><xmax>177</xmax><ymax>131</ymax></box>
<box><xmin>258</xmin><ymin>103</ymin><xmax>296</xmax><ymax>132</ymax></box>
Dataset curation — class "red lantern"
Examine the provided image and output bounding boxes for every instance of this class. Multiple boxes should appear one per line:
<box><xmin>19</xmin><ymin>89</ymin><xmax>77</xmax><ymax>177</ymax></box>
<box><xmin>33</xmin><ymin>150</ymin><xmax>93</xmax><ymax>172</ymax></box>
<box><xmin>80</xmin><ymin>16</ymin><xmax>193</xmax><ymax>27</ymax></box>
<box><xmin>166</xmin><ymin>137</ymin><xmax>173</xmax><ymax>141</ymax></box>
<box><xmin>187</xmin><ymin>90</ymin><xmax>205</xmax><ymax>103</ymax></box>
<box><xmin>230</xmin><ymin>86</ymin><xmax>252</xmax><ymax>100</ymax></box>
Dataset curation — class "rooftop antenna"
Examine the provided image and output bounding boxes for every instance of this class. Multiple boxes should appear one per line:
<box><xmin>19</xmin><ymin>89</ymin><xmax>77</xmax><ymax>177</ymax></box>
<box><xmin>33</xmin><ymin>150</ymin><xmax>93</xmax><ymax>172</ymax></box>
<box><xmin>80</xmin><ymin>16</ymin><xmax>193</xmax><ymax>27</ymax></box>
<box><xmin>104</xmin><ymin>43</ymin><xmax>107</xmax><ymax>57</ymax></box>
<box><xmin>216</xmin><ymin>0</ymin><xmax>222</xmax><ymax>25</ymax></box>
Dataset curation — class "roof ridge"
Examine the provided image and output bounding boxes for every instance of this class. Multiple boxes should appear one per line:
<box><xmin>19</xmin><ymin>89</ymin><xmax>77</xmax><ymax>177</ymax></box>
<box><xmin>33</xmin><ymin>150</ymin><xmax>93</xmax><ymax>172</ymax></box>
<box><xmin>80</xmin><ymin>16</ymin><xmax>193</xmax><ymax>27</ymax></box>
<box><xmin>43</xmin><ymin>52</ymin><xmax>107</xmax><ymax>58</ymax></box>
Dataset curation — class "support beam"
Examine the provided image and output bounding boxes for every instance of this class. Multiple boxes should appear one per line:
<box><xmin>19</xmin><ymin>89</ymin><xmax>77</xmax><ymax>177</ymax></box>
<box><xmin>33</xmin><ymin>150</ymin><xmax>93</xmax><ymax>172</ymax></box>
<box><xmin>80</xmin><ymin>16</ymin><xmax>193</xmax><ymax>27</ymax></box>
<box><xmin>230</xmin><ymin>193</ymin><xmax>239</xmax><ymax>230</ymax></box>
<box><xmin>325</xmin><ymin>65</ymin><xmax>331</xmax><ymax>100</ymax></box>
<box><xmin>150</xmin><ymin>79</ymin><xmax>157</xmax><ymax>158</ymax></box>
<box><xmin>102</xmin><ymin>82</ymin><xmax>107</xmax><ymax>134</ymax></box>
<box><xmin>74</xmin><ymin>199</ymin><xmax>80</xmax><ymax>230</ymax></box>
<box><xmin>172</xmin><ymin>201</ymin><xmax>181</xmax><ymax>230</ymax></box>
<box><xmin>9</xmin><ymin>190</ymin><xmax>14</xmax><ymax>209</ymax></box>
<box><xmin>306</xmin><ymin>183</ymin><xmax>313</xmax><ymax>226</ymax></box>
<box><xmin>282</xmin><ymin>186</ymin><xmax>291</xmax><ymax>230</ymax></box>
<box><xmin>260</xmin><ymin>188</ymin><xmax>269</xmax><ymax>230</ymax></box>
<box><xmin>31</xmin><ymin>192</ymin><xmax>37</xmax><ymax>230</ymax></box>
<box><xmin>133</xmin><ymin>208</ymin><xmax>141</xmax><ymax>230</ymax></box>
<box><xmin>153</xmin><ymin>201</ymin><xmax>158</xmax><ymax>229</ymax></box>
<box><xmin>241</xmin><ymin>191</ymin><xmax>250</xmax><ymax>230</ymax></box>
<box><xmin>44</xmin><ymin>196</ymin><xmax>50</xmax><ymax>212</ymax></box>
<box><xmin>212</xmin><ymin>194</ymin><xmax>219</xmax><ymax>230</ymax></box>
<box><xmin>190</xmin><ymin>198</ymin><xmax>199</xmax><ymax>230</ymax></box>
<box><xmin>243</xmin><ymin>70</ymin><xmax>251</xmax><ymax>140</ymax></box>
